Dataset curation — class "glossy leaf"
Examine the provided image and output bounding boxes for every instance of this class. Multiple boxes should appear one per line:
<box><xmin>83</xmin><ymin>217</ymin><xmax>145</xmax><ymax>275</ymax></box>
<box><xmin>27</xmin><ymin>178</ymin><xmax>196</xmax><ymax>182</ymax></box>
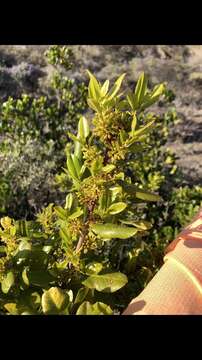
<box><xmin>68</xmin><ymin>207</ymin><xmax>83</xmax><ymax>220</ymax></box>
<box><xmin>76</xmin><ymin>301</ymin><xmax>113</xmax><ymax>315</ymax></box>
<box><xmin>74</xmin><ymin>139</ymin><xmax>82</xmax><ymax>159</ymax></box>
<box><xmin>107</xmin><ymin>202</ymin><xmax>127</xmax><ymax>215</ymax></box>
<box><xmin>22</xmin><ymin>268</ymin><xmax>29</xmax><ymax>286</ymax></box>
<box><xmin>59</xmin><ymin>226</ymin><xmax>71</xmax><ymax>245</ymax></box>
<box><xmin>102</xmin><ymin>164</ymin><xmax>115</xmax><ymax>173</ymax></box>
<box><xmin>66</xmin><ymin>155</ymin><xmax>78</xmax><ymax>180</ymax></box>
<box><xmin>72</xmin><ymin>154</ymin><xmax>82</xmax><ymax>178</ymax></box>
<box><xmin>78</xmin><ymin>116</ymin><xmax>90</xmax><ymax>140</ymax></box>
<box><xmin>42</xmin><ymin>287</ymin><xmax>69</xmax><ymax>314</ymax></box>
<box><xmin>65</xmin><ymin>193</ymin><xmax>74</xmax><ymax>211</ymax></box>
<box><xmin>131</xmin><ymin>113</ymin><xmax>137</xmax><ymax>134</ymax></box>
<box><xmin>55</xmin><ymin>206</ymin><xmax>68</xmax><ymax>220</ymax></box>
<box><xmin>15</xmin><ymin>249</ymin><xmax>48</xmax><ymax>269</ymax></box>
<box><xmin>134</xmin><ymin>72</ymin><xmax>148</xmax><ymax>108</ymax></box>
<box><xmin>107</xmin><ymin>73</ymin><xmax>126</xmax><ymax>101</ymax></box>
<box><xmin>27</xmin><ymin>270</ymin><xmax>55</xmax><ymax>288</ymax></box>
<box><xmin>0</xmin><ymin>216</ymin><xmax>12</xmax><ymax>229</ymax></box>
<box><xmin>120</xmin><ymin>220</ymin><xmax>152</xmax><ymax>230</ymax></box>
<box><xmin>85</xmin><ymin>261</ymin><xmax>103</xmax><ymax>275</ymax></box>
<box><xmin>110</xmin><ymin>185</ymin><xmax>122</xmax><ymax>202</ymax></box>
<box><xmin>74</xmin><ymin>287</ymin><xmax>89</xmax><ymax>304</ymax></box>
<box><xmin>18</xmin><ymin>240</ymin><xmax>32</xmax><ymax>251</ymax></box>
<box><xmin>101</xmin><ymin>80</ymin><xmax>110</xmax><ymax>97</ymax></box>
<box><xmin>87</xmin><ymin>70</ymin><xmax>101</xmax><ymax>101</ymax></box>
<box><xmin>91</xmin><ymin>223</ymin><xmax>138</xmax><ymax>239</ymax></box>
<box><xmin>67</xmin><ymin>132</ymin><xmax>83</xmax><ymax>144</ymax></box>
<box><xmin>126</xmin><ymin>91</ymin><xmax>135</xmax><ymax>111</ymax></box>
<box><xmin>119</xmin><ymin>129</ymin><xmax>128</xmax><ymax>144</ymax></box>
<box><xmin>30</xmin><ymin>292</ymin><xmax>41</xmax><ymax>310</ymax></box>
<box><xmin>142</xmin><ymin>83</ymin><xmax>165</xmax><ymax>109</ymax></box>
<box><xmin>82</xmin><ymin>272</ymin><xmax>128</xmax><ymax>293</ymax></box>
<box><xmin>1</xmin><ymin>272</ymin><xmax>15</xmax><ymax>294</ymax></box>
<box><xmin>87</xmin><ymin>98</ymin><xmax>101</xmax><ymax>112</ymax></box>
<box><xmin>135</xmin><ymin>190</ymin><xmax>161</xmax><ymax>202</ymax></box>
<box><xmin>127</xmin><ymin>119</ymin><xmax>155</xmax><ymax>146</ymax></box>
<box><xmin>4</xmin><ymin>303</ymin><xmax>19</xmax><ymax>315</ymax></box>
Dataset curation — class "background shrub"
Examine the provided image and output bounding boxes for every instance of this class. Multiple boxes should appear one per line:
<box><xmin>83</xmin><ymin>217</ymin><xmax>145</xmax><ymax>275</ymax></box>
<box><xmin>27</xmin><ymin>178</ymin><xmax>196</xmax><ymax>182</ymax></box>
<box><xmin>0</xmin><ymin>46</ymin><xmax>87</xmax><ymax>219</ymax></box>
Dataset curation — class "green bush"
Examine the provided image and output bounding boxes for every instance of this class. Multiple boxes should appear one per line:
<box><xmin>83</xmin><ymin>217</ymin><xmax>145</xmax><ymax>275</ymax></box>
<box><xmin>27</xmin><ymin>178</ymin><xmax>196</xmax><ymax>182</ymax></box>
<box><xmin>0</xmin><ymin>46</ymin><xmax>87</xmax><ymax>219</ymax></box>
<box><xmin>0</xmin><ymin>71</ymin><xmax>167</xmax><ymax>314</ymax></box>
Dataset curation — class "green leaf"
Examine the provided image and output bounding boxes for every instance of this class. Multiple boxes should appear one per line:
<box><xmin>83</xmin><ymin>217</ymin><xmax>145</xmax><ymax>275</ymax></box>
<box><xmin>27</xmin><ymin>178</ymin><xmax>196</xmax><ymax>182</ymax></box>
<box><xmin>119</xmin><ymin>129</ymin><xmax>128</xmax><ymax>144</ymax></box>
<box><xmin>78</xmin><ymin>116</ymin><xmax>90</xmax><ymax>140</ymax></box>
<box><xmin>134</xmin><ymin>72</ymin><xmax>148</xmax><ymax>108</ymax></box>
<box><xmin>55</xmin><ymin>259</ymin><xmax>69</xmax><ymax>271</ymax></box>
<box><xmin>65</xmin><ymin>193</ymin><xmax>74</xmax><ymax>211</ymax></box>
<box><xmin>76</xmin><ymin>301</ymin><xmax>113</xmax><ymax>315</ymax></box>
<box><xmin>87</xmin><ymin>98</ymin><xmax>101</xmax><ymax>112</ymax></box>
<box><xmin>107</xmin><ymin>202</ymin><xmax>127</xmax><ymax>215</ymax></box>
<box><xmin>72</xmin><ymin>154</ymin><xmax>82</xmax><ymax>178</ymax></box>
<box><xmin>18</xmin><ymin>240</ymin><xmax>32</xmax><ymax>251</ymax></box>
<box><xmin>131</xmin><ymin>118</ymin><xmax>155</xmax><ymax>139</ymax></box>
<box><xmin>85</xmin><ymin>262</ymin><xmax>103</xmax><ymax>275</ymax></box>
<box><xmin>91</xmin><ymin>158</ymin><xmax>103</xmax><ymax>175</ymax></box>
<box><xmin>102</xmin><ymin>164</ymin><xmax>116</xmax><ymax>173</ymax></box>
<box><xmin>91</xmin><ymin>223</ymin><xmax>138</xmax><ymax>239</ymax></box>
<box><xmin>59</xmin><ymin>226</ymin><xmax>71</xmax><ymax>245</ymax></box>
<box><xmin>109</xmin><ymin>185</ymin><xmax>122</xmax><ymax>202</ymax></box>
<box><xmin>22</xmin><ymin>268</ymin><xmax>29</xmax><ymax>286</ymax></box>
<box><xmin>82</xmin><ymin>272</ymin><xmax>128</xmax><ymax>293</ymax></box>
<box><xmin>107</xmin><ymin>73</ymin><xmax>126</xmax><ymax>101</ymax></box>
<box><xmin>74</xmin><ymin>287</ymin><xmax>89</xmax><ymax>304</ymax></box>
<box><xmin>66</xmin><ymin>155</ymin><xmax>79</xmax><ymax>180</ymax></box>
<box><xmin>43</xmin><ymin>245</ymin><xmax>52</xmax><ymax>254</ymax></box>
<box><xmin>142</xmin><ymin>83</ymin><xmax>165</xmax><ymax>110</ymax></box>
<box><xmin>120</xmin><ymin>220</ymin><xmax>152</xmax><ymax>230</ymax></box>
<box><xmin>55</xmin><ymin>206</ymin><xmax>68</xmax><ymax>220</ymax></box>
<box><xmin>67</xmin><ymin>289</ymin><xmax>74</xmax><ymax>303</ymax></box>
<box><xmin>30</xmin><ymin>292</ymin><xmax>41</xmax><ymax>310</ymax></box>
<box><xmin>68</xmin><ymin>207</ymin><xmax>83</xmax><ymax>220</ymax></box>
<box><xmin>0</xmin><ymin>216</ymin><xmax>12</xmax><ymax>229</ymax></box>
<box><xmin>151</xmin><ymin>83</ymin><xmax>165</xmax><ymax>99</ymax></box>
<box><xmin>42</xmin><ymin>287</ymin><xmax>69</xmax><ymax>314</ymax></box>
<box><xmin>135</xmin><ymin>190</ymin><xmax>162</xmax><ymax>202</ymax></box>
<box><xmin>99</xmin><ymin>192</ymin><xmax>108</xmax><ymax>211</ymax></box>
<box><xmin>74</xmin><ymin>139</ymin><xmax>82</xmax><ymax>159</ymax></box>
<box><xmin>101</xmin><ymin>80</ymin><xmax>110</xmax><ymax>97</ymax></box>
<box><xmin>27</xmin><ymin>270</ymin><xmax>55</xmax><ymax>288</ymax></box>
<box><xmin>127</xmin><ymin>91</ymin><xmax>135</xmax><ymax>111</ymax></box>
<box><xmin>131</xmin><ymin>113</ymin><xmax>137</xmax><ymax>134</ymax></box>
<box><xmin>116</xmin><ymin>99</ymin><xmax>128</xmax><ymax>110</ymax></box>
<box><xmin>15</xmin><ymin>249</ymin><xmax>48</xmax><ymax>269</ymax></box>
<box><xmin>4</xmin><ymin>303</ymin><xmax>19</xmax><ymax>315</ymax></box>
<box><xmin>67</xmin><ymin>132</ymin><xmax>83</xmax><ymax>144</ymax></box>
<box><xmin>86</xmin><ymin>70</ymin><xmax>101</xmax><ymax>101</ymax></box>
<box><xmin>1</xmin><ymin>271</ymin><xmax>15</xmax><ymax>294</ymax></box>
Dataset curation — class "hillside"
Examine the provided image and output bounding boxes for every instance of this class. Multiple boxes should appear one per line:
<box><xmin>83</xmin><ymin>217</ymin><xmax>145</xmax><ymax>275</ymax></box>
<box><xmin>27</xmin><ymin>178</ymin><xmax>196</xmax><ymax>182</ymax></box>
<box><xmin>0</xmin><ymin>44</ymin><xmax>201</xmax><ymax>185</ymax></box>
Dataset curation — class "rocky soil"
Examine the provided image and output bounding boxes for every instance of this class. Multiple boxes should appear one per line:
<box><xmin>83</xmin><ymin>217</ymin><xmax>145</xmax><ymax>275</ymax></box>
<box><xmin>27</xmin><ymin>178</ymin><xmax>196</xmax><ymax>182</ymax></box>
<box><xmin>0</xmin><ymin>45</ymin><xmax>201</xmax><ymax>185</ymax></box>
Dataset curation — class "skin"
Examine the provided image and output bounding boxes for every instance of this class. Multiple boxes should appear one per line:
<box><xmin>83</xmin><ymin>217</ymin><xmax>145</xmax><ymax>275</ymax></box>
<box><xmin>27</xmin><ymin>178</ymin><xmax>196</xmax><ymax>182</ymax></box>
<box><xmin>123</xmin><ymin>208</ymin><xmax>202</xmax><ymax>315</ymax></box>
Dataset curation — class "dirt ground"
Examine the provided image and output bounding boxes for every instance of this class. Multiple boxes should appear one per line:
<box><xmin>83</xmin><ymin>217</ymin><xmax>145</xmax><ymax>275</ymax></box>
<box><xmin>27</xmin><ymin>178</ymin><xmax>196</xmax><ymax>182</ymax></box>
<box><xmin>0</xmin><ymin>45</ymin><xmax>201</xmax><ymax>185</ymax></box>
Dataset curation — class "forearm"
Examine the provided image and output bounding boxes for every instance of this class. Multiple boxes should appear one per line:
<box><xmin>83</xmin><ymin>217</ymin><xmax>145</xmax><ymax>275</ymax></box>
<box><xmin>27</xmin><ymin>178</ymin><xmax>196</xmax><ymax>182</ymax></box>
<box><xmin>123</xmin><ymin>209</ymin><xmax>202</xmax><ymax>315</ymax></box>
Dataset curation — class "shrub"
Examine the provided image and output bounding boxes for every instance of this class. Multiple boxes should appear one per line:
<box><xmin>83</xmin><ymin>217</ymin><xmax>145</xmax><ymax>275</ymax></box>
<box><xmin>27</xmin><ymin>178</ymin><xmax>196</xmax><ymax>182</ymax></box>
<box><xmin>0</xmin><ymin>71</ymin><xmax>166</xmax><ymax>314</ymax></box>
<box><xmin>0</xmin><ymin>46</ymin><xmax>87</xmax><ymax>219</ymax></box>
